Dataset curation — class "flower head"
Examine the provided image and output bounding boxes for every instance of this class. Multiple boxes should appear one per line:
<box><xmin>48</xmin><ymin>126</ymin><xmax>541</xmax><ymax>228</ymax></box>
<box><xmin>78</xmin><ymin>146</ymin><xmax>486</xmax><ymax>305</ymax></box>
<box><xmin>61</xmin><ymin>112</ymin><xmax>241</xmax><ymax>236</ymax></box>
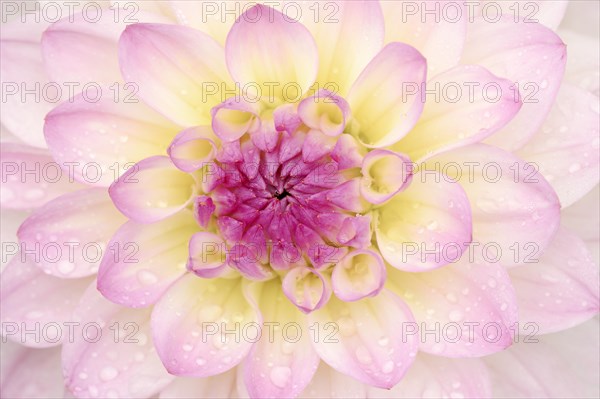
<box><xmin>1</xmin><ymin>1</ymin><xmax>599</xmax><ymax>398</ymax></box>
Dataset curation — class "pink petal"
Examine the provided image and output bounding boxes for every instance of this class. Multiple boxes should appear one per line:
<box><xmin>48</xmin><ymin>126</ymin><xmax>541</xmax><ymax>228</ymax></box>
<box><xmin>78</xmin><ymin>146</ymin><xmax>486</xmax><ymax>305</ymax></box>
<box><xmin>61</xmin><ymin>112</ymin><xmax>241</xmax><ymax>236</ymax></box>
<box><xmin>296</xmin><ymin>0</ymin><xmax>384</xmax><ymax>97</ymax></box>
<box><xmin>1</xmin><ymin>28</ymin><xmax>53</xmax><ymax>147</ymax></box>
<box><xmin>425</xmin><ymin>144</ymin><xmax>561</xmax><ymax>267</ymax></box>
<box><xmin>0</xmin><ymin>143</ymin><xmax>80</xmax><ymax>210</ymax></box>
<box><xmin>168</xmin><ymin>1</ymin><xmax>232</xmax><ymax>45</ymax></box>
<box><xmin>360</xmin><ymin>149</ymin><xmax>412</xmax><ymax>204</ymax></box>
<box><xmin>388</xmin><ymin>256</ymin><xmax>519</xmax><ymax>357</ymax></box>
<box><xmin>225</xmin><ymin>4</ymin><xmax>318</xmax><ymax>102</ymax></box>
<box><xmin>193</xmin><ymin>195</ymin><xmax>216</xmax><ymax>228</ymax></box>
<box><xmin>484</xmin><ymin>318</ymin><xmax>599</xmax><ymax>398</ymax></box>
<box><xmin>560</xmin><ymin>30</ymin><xmax>600</xmax><ymax>94</ymax></box>
<box><xmin>376</xmin><ymin>171</ymin><xmax>472</xmax><ymax>272</ymax></box>
<box><xmin>97</xmin><ymin>210</ymin><xmax>198</xmax><ymax>308</ymax></box>
<box><xmin>0</xmin><ymin>210</ymin><xmax>28</xmax><ymax>270</ymax></box>
<box><xmin>274</xmin><ymin>104</ymin><xmax>302</xmax><ymax>136</ymax></box>
<box><xmin>109</xmin><ymin>156</ymin><xmax>198</xmax><ymax>223</ymax></box>
<box><xmin>0</xmin><ymin>256</ymin><xmax>92</xmax><ymax>348</ymax></box>
<box><xmin>119</xmin><ymin>23</ymin><xmax>231</xmax><ymax>126</ymax></box>
<box><xmin>306</xmin><ymin>290</ymin><xmax>418</xmax><ymax>389</ymax></box>
<box><xmin>331</xmin><ymin>250</ymin><xmax>386</xmax><ymax>302</ymax></box>
<box><xmin>301</xmin><ymin>130</ymin><xmax>337</xmax><ymax>163</ymax></box>
<box><xmin>462</xmin><ymin>17</ymin><xmax>566</xmax><ymax>150</ymax></box>
<box><xmin>331</xmin><ymin>134</ymin><xmax>366</xmax><ymax>170</ymax></box>
<box><xmin>151</xmin><ymin>275</ymin><xmax>260</xmax><ymax>377</ymax></box>
<box><xmin>347</xmin><ymin>43</ymin><xmax>427</xmax><ymax>148</ymax></box>
<box><xmin>382</xmin><ymin>0</ymin><xmax>467</xmax><ymax>75</ymax></box>
<box><xmin>41</xmin><ymin>11</ymin><xmax>129</xmax><ymax>85</ymax></box>
<box><xmin>42</xmin><ymin>8</ymin><xmax>172</xmax><ymax>85</ymax></box>
<box><xmin>509</xmin><ymin>227</ymin><xmax>599</xmax><ymax>334</ymax></box>
<box><xmin>518</xmin><ymin>83</ymin><xmax>600</xmax><ymax>207</ymax></box>
<box><xmin>168</xmin><ymin>127</ymin><xmax>218</xmax><ymax>173</ymax></box>
<box><xmin>562</xmin><ymin>187</ymin><xmax>600</xmax><ymax>263</ymax></box>
<box><xmin>62</xmin><ymin>284</ymin><xmax>174</xmax><ymax>398</ymax></box>
<box><xmin>159</xmin><ymin>368</ymin><xmax>238</xmax><ymax>398</ymax></box>
<box><xmin>299</xmin><ymin>363</ymin><xmax>368</xmax><ymax>398</ymax></box>
<box><xmin>395</xmin><ymin>65</ymin><xmax>523</xmax><ymax>161</ymax></box>
<box><xmin>44</xmin><ymin>90</ymin><xmax>180</xmax><ymax>187</ymax></box>
<box><xmin>0</xmin><ymin>341</ymin><xmax>65</xmax><ymax>398</ymax></box>
<box><xmin>468</xmin><ymin>1</ymin><xmax>569</xmax><ymax>31</ymax></box>
<box><xmin>336</xmin><ymin>215</ymin><xmax>372</xmax><ymax>249</ymax></box>
<box><xmin>368</xmin><ymin>354</ymin><xmax>492</xmax><ymax>398</ymax></box>
<box><xmin>17</xmin><ymin>188</ymin><xmax>126</xmax><ymax>278</ymax></box>
<box><xmin>243</xmin><ymin>280</ymin><xmax>320</xmax><ymax>398</ymax></box>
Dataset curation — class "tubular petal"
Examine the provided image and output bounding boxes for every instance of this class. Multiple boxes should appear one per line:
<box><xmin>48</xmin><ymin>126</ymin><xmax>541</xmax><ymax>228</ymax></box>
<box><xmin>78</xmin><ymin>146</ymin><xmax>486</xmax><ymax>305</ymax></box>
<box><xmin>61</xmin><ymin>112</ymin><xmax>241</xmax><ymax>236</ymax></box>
<box><xmin>360</xmin><ymin>149</ymin><xmax>413</xmax><ymax>204</ymax></box>
<box><xmin>331</xmin><ymin>250</ymin><xmax>386</xmax><ymax>302</ymax></box>
<box><xmin>168</xmin><ymin>127</ymin><xmax>218</xmax><ymax>173</ymax></box>
<box><xmin>282</xmin><ymin>266</ymin><xmax>331</xmax><ymax>313</ymax></box>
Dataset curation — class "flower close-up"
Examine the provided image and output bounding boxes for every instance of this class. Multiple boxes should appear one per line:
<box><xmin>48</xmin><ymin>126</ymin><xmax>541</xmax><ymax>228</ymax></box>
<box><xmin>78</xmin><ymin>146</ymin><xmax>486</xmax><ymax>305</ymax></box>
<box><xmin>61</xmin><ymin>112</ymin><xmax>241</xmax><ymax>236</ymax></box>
<box><xmin>1</xmin><ymin>1</ymin><xmax>599</xmax><ymax>398</ymax></box>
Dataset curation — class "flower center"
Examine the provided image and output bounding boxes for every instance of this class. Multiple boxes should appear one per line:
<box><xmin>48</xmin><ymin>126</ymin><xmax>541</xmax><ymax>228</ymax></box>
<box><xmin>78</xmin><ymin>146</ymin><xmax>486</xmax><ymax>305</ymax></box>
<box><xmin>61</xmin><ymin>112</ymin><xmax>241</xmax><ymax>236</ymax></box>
<box><xmin>273</xmin><ymin>189</ymin><xmax>291</xmax><ymax>200</ymax></box>
<box><xmin>195</xmin><ymin>119</ymin><xmax>371</xmax><ymax>278</ymax></box>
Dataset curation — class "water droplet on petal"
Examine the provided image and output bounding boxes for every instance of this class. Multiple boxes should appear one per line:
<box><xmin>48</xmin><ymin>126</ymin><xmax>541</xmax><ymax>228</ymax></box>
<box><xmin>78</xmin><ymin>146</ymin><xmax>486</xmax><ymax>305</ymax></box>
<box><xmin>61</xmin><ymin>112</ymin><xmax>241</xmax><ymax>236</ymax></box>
<box><xmin>355</xmin><ymin>346</ymin><xmax>372</xmax><ymax>364</ymax></box>
<box><xmin>382</xmin><ymin>360</ymin><xmax>394</xmax><ymax>374</ymax></box>
<box><xmin>270</xmin><ymin>366</ymin><xmax>291</xmax><ymax>388</ymax></box>
<box><xmin>449</xmin><ymin>310</ymin><xmax>463</xmax><ymax>322</ymax></box>
<box><xmin>100</xmin><ymin>366</ymin><xmax>119</xmax><ymax>382</ymax></box>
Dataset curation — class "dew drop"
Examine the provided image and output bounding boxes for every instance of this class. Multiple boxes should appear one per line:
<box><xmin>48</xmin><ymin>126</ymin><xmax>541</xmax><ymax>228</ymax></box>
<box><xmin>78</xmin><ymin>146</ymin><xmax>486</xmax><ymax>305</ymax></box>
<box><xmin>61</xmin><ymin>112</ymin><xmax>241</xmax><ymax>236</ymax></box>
<box><xmin>57</xmin><ymin>261</ymin><xmax>76</xmax><ymax>275</ymax></box>
<box><xmin>449</xmin><ymin>310</ymin><xmax>463</xmax><ymax>322</ymax></box>
<box><xmin>382</xmin><ymin>360</ymin><xmax>394</xmax><ymax>374</ymax></box>
<box><xmin>426</xmin><ymin>221</ymin><xmax>439</xmax><ymax>231</ymax></box>
<box><xmin>198</xmin><ymin>305</ymin><xmax>222</xmax><ymax>322</ymax></box>
<box><xmin>195</xmin><ymin>357</ymin><xmax>207</xmax><ymax>366</ymax></box>
<box><xmin>137</xmin><ymin>270</ymin><xmax>158</xmax><ymax>286</ymax></box>
<box><xmin>337</xmin><ymin>317</ymin><xmax>356</xmax><ymax>336</ymax></box>
<box><xmin>100</xmin><ymin>366</ymin><xmax>118</xmax><ymax>382</ymax></box>
<box><xmin>568</xmin><ymin>163</ymin><xmax>581</xmax><ymax>174</ymax></box>
<box><xmin>355</xmin><ymin>346</ymin><xmax>372</xmax><ymax>364</ymax></box>
<box><xmin>445</xmin><ymin>293</ymin><xmax>458</xmax><ymax>303</ymax></box>
<box><xmin>270</xmin><ymin>366</ymin><xmax>291</xmax><ymax>388</ymax></box>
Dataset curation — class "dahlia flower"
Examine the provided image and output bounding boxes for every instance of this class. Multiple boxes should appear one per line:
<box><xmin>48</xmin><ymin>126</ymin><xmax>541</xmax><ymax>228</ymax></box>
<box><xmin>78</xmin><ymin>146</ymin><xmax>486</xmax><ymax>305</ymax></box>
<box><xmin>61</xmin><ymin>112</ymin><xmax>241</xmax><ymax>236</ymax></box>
<box><xmin>1</xmin><ymin>0</ymin><xmax>599</xmax><ymax>398</ymax></box>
